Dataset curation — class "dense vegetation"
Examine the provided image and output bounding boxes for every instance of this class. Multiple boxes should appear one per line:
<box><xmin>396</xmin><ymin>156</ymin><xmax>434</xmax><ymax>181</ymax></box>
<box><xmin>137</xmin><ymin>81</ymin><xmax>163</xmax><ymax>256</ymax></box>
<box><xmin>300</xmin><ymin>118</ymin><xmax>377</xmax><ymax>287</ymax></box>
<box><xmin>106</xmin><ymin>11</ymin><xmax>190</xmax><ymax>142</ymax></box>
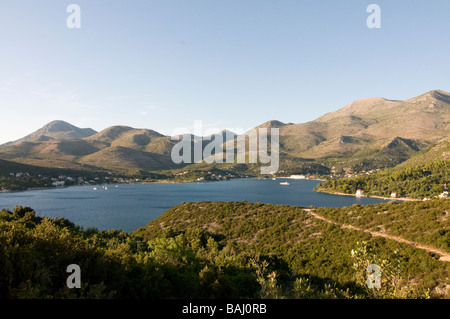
<box><xmin>0</xmin><ymin>206</ymin><xmax>258</xmax><ymax>299</ymax></box>
<box><xmin>316</xmin><ymin>160</ymin><xmax>449</xmax><ymax>199</ymax></box>
<box><xmin>0</xmin><ymin>176</ymin><xmax>53</xmax><ymax>191</ymax></box>
<box><xmin>315</xmin><ymin>200</ymin><xmax>450</xmax><ymax>254</ymax></box>
<box><xmin>134</xmin><ymin>201</ymin><xmax>450</xmax><ymax>298</ymax></box>
<box><xmin>2</xmin><ymin>201</ymin><xmax>449</xmax><ymax>299</ymax></box>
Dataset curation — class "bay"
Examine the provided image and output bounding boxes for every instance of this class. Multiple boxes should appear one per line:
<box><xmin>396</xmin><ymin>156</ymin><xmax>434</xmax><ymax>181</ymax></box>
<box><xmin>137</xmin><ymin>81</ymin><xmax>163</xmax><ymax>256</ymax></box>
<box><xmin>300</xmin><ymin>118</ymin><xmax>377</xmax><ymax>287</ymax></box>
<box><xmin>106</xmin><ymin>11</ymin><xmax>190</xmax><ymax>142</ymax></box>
<box><xmin>0</xmin><ymin>178</ymin><xmax>390</xmax><ymax>233</ymax></box>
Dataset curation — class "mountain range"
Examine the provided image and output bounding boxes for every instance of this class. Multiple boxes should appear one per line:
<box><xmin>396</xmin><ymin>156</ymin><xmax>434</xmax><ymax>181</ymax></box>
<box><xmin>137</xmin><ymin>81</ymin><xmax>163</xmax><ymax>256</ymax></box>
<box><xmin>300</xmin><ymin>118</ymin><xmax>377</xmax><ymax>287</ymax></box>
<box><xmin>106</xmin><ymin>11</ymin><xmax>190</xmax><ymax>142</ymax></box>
<box><xmin>1</xmin><ymin>89</ymin><xmax>449</xmax><ymax>175</ymax></box>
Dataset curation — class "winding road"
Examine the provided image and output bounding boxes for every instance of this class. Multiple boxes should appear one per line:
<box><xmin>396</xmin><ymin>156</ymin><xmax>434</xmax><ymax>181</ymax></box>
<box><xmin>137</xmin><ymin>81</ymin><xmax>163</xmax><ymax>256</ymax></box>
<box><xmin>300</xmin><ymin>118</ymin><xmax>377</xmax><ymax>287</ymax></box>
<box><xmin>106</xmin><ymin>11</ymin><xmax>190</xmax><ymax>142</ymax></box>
<box><xmin>303</xmin><ymin>209</ymin><xmax>450</xmax><ymax>262</ymax></box>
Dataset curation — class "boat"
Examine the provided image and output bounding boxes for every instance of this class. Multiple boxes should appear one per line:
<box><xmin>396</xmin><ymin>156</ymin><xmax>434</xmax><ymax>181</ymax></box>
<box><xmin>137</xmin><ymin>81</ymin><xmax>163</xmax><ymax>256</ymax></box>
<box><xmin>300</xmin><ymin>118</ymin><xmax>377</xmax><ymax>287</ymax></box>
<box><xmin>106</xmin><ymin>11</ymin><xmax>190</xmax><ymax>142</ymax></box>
<box><xmin>93</xmin><ymin>187</ymin><xmax>98</xmax><ymax>190</ymax></box>
<box><xmin>280</xmin><ymin>182</ymin><xmax>290</xmax><ymax>186</ymax></box>
<box><xmin>272</xmin><ymin>177</ymin><xmax>276</xmax><ymax>180</ymax></box>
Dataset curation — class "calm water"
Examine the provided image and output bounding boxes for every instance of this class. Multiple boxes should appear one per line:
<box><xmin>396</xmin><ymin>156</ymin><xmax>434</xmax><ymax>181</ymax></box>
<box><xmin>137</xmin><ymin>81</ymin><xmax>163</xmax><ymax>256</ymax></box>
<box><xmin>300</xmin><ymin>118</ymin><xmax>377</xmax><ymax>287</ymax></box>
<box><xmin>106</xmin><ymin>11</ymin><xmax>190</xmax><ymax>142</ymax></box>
<box><xmin>0</xmin><ymin>179</ymin><xmax>389</xmax><ymax>233</ymax></box>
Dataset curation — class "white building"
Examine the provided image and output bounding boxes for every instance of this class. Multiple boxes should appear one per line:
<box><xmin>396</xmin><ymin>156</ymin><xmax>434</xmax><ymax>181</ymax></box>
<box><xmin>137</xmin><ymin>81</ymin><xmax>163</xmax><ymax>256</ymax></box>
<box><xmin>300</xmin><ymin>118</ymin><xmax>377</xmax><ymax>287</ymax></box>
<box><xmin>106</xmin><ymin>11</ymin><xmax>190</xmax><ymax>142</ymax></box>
<box><xmin>355</xmin><ymin>189</ymin><xmax>364</xmax><ymax>196</ymax></box>
<box><xmin>52</xmin><ymin>181</ymin><xmax>65</xmax><ymax>187</ymax></box>
<box><xmin>290</xmin><ymin>175</ymin><xmax>306</xmax><ymax>179</ymax></box>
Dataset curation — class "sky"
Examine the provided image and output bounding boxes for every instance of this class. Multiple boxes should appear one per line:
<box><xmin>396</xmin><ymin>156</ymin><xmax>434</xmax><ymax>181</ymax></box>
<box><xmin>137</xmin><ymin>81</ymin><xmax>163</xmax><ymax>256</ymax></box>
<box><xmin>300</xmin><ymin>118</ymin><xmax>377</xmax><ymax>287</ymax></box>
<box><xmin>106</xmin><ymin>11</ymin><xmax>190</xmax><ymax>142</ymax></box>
<box><xmin>1</xmin><ymin>0</ymin><xmax>450</xmax><ymax>144</ymax></box>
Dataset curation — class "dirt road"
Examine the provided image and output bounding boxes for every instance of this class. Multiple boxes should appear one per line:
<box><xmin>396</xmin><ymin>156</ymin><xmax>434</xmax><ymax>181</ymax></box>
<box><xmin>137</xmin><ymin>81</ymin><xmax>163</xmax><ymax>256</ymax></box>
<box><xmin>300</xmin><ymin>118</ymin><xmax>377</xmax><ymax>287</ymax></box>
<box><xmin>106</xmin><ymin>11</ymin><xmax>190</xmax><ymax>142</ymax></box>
<box><xmin>304</xmin><ymin>209</ymin><xmax>450</xmax><ymax>262</ymax></box>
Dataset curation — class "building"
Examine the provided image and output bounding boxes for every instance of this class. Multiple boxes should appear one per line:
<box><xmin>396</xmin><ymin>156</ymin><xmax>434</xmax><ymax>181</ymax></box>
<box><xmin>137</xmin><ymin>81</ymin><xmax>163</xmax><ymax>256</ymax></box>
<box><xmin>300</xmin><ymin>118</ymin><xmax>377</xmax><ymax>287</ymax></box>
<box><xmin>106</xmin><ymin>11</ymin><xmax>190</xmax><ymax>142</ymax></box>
<box><xmin>390</xmin><ymin>192</ymin><xmax>397</xmax><ymax>198</ymax></box>
<box><xmin>355</xmin><ymin>189</ymin><xmax>364</xmax><ymax>196</ymax></box>
<box><xmin>52</xmin><ymin>181</ymin><xmax>65</xmax><ymax>187</ymax></box>
<box><xmin>290</xmin><ymin>175</ymin><xmax>306</xmax><ymax>179</ymax></box>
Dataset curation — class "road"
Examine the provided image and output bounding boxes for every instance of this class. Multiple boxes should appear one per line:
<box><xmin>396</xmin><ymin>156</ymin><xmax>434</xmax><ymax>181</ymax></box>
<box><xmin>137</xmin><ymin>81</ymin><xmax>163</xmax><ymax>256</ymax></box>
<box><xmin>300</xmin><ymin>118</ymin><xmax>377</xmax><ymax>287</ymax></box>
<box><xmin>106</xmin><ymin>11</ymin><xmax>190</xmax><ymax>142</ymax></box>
<box><xmin>303</xmin><ymin>209</ymin><xmax>450</xmax><ymax>262</ymax></box>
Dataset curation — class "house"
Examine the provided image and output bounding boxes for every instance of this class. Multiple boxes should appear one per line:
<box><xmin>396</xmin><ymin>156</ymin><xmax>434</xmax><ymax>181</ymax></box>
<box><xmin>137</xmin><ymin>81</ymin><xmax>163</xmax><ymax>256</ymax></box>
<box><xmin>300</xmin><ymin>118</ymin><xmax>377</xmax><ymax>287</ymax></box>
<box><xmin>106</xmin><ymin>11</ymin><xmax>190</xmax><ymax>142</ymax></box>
<box><xmin>355</xmin><ymin>189</ymin><xmax>364</xmax><ymax>196</ymax></box>
<box><xmin>52</xmin><ymin>181</ymin><xmax>65</xmax><ymax>187</ymax></box>
<box><xmin>390</xmin><ymin>192</ymin><xmax>397</xmax><ymax>198</ymax></box>
<box><xmin>290</xmin><ymin>175</ymin><xmax>306</xmax><ymax>179</ymax></box>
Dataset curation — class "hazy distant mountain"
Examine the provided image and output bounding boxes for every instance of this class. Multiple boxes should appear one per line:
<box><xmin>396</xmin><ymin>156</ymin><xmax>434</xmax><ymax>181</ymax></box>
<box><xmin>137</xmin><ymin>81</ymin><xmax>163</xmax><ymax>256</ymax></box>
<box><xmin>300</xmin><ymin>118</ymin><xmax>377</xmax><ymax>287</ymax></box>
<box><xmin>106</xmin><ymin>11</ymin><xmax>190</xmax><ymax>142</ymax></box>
<box><xmin>79</xmin><ymin>127</ymin><xmax>176</xmax><ymax>170</ymax></box>
<box><xmin>0</xmin><ymin>89</ymin><xmax>449</xmax><ymax>174</ymax></box>
<box><xmin>7</xmin><ymin>120</ymin><xmax>97</xmax><ymax>145</ymax></box>
<box><xmin>256</xmin><ymin>120</ymin><xmax>288</xmax><ymax>129</ymax></box>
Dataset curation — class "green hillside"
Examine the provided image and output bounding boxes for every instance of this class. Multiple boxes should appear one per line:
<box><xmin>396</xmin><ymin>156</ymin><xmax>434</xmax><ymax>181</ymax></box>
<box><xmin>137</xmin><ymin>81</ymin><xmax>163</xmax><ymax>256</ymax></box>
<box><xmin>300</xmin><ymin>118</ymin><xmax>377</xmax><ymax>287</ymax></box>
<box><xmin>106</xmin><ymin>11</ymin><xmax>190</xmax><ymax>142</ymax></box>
<box><xmin>315</xmin><ymin>200</ymin><xmax>450</xmax><ymax>255</ymax></box>
<box><xmin>2</xmin><ymin>201</ymin><xmax>450</xmax><ymax>299</ymax></box>
<box><xmin>133</xmin><ymin>201</ymin><xmax>450</xmax><ymax>298</ymax></box>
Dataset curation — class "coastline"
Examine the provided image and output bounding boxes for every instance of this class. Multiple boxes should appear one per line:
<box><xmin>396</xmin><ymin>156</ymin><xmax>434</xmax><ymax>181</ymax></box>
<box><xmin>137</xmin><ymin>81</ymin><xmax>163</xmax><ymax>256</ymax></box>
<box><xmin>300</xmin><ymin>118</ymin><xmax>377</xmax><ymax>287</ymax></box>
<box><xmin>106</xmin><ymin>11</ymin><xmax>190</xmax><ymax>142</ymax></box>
<box><xmin>314</xmin><ymin>189</ymin><xmax>421</xmax><ymax>202</ymax></box>
<box><xmin>3</xmin><ymin>179</ymin><xmax>420</xmax><ymax>203</ymax></box>
<box><xmin>282</xmin><ymin>176</ymin><xmax>327</xmax><ymax>182</ymax></box>
<box><xmin>0</xmin><ymin>177</ymin><xmax>244</xmax><ymax>194</ymax></box>
<box><xmin>0</xmin><ymin>177</ymin><xmax>323</xmax><ymax>194</ymax></box>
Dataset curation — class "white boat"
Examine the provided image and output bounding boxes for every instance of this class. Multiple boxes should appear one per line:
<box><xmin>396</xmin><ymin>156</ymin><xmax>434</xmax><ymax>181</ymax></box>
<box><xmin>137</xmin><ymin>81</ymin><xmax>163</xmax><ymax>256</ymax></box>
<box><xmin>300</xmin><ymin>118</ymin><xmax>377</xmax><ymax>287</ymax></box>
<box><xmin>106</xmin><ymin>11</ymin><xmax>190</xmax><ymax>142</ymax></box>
<box><xmin>280</xmin><ymin>182</ymin><xmax>290</xmax><ymax>185</ymax></box>
<box><xmin>272</xmin><ymin>178</ymin><xmax>276</xmax><ymax>180</ymax></box>
<box><xmin>93</xmin><ymin>187</ymin><xmax>98</xmax><ymax>190</ymax></box>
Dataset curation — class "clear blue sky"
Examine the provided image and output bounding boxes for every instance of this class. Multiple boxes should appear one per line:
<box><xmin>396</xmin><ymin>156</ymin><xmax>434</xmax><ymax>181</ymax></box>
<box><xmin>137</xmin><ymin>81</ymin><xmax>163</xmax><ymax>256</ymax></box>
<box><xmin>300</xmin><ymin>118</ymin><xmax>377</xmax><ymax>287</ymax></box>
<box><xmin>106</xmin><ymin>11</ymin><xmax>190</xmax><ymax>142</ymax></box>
<box><xmin>1</xmin><ymin>0</ymin><xmax>450</xmax><ymax>143</ymax></box>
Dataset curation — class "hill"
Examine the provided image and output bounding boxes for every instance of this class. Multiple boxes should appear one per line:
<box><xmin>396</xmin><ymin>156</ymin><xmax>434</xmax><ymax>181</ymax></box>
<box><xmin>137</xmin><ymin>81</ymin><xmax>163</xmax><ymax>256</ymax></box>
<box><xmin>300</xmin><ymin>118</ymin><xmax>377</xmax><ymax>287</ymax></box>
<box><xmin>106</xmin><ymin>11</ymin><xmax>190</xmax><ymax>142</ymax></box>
<box><xmin>0</xmin><ymin>122</ymin><xmax>178</xmax><ymax>174</ymax></box>
<box><xmin>132</xmin><ymin>200</ymin><xmax>450</xmax><ymax>298</ymax></box>
<box><xmin>275</xmin><ymin>89</ymin><xmax>450</xmax><ymax>170</ymax></box>
<box><xmin>219</xmin><ymin>89</ymin><xmax>450</xmax><ymax>174</ymax></box>
<box><xmin>5</xmin><ymin>120</ymin><xmax>97</xmax><ymax>145</ymax></box>
<box><xmin>396</xmin><ymin>138</ymin><xmax>450</xmax><ymax>168</ymax></box>
<box><xmin>2</xmin><ymin>201</ymin><xmax>449</xmax><ymax>298</ymax></box>
<box><xmin>1</xmin><ymin>89</ymin><xmax>450</xmax><ymax>176</ymax></box>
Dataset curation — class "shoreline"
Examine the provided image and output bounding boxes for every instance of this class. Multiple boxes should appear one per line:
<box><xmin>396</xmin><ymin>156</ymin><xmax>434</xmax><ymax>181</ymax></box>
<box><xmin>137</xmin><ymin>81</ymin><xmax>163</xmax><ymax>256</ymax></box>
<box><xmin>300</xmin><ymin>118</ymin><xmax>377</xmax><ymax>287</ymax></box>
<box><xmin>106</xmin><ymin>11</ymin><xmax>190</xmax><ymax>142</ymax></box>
<box><xmin>2</xmin><ymin>180</ymin><xmax>421</xmax><ymax>203</ymax></box>
<box><xmin>314</xmin><ymin>189</ymin><xmax>421</xmax><ymax>202</ymax></box>
<box><xmin>0</xmin><ymin>178</ymin><xmax>246</xmax><ymax>194</ymax></box>
<box><xmin>281</xmin><ymin>177</ymin><xmax>327</xmax><ymax>182</ymax></box>
<box><xmin>0</xmin><ymin>176</ymin><xmax>326</xmax><ymax>194</ymax></box>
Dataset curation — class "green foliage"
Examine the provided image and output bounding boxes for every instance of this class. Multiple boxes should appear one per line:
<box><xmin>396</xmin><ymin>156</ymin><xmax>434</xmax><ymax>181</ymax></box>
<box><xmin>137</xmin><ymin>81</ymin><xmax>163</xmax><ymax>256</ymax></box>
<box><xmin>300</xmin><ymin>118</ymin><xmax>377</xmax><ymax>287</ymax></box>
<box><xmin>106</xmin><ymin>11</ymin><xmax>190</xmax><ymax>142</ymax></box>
<box><xmin>0</xmin><ymin>207</ymin><xmax>258</xmax><ymax>299</ymax></box>
<box><xmin>134</xmin><ymin>201</ymin><xmax>450</xmax><ymax>299</ymax></box>
<box><xmin>315</xmin><ymin>200</ymin><xmax>450</xmax><ymax>253</ymax></box>
<box><xmin>1</xmin><ymin>200</ymin><xmax>449</xmax><ymax>299</ymax></box>
<box><xmin>350</xmin><ymin>241</ymin><xmax>430</xmax><ymax>299</ymax></box>
<box><xmin>317</xmin><ymin>160</ymin><xmax>450</xmax><ymax>199</ymax></box>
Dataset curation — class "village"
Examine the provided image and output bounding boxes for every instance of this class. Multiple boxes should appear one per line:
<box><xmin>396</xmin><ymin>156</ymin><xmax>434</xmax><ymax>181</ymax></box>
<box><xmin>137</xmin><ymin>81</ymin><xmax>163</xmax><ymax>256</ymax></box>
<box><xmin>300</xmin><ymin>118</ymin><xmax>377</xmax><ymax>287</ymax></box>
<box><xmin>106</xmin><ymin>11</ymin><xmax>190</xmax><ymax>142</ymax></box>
<box><xmin>1</xmin><ymin>171</ymin><xmax>145</xmax><ymax>191</ymax></box>
<box><xmin>173</xmin><ymin>170</ymin><xmax>247</xmax><ymax>182</ymax></box>
<box><xmin>1</xmin><ymin>167</ymin><xmax>253</xmax><ymax>191</ymax></box>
